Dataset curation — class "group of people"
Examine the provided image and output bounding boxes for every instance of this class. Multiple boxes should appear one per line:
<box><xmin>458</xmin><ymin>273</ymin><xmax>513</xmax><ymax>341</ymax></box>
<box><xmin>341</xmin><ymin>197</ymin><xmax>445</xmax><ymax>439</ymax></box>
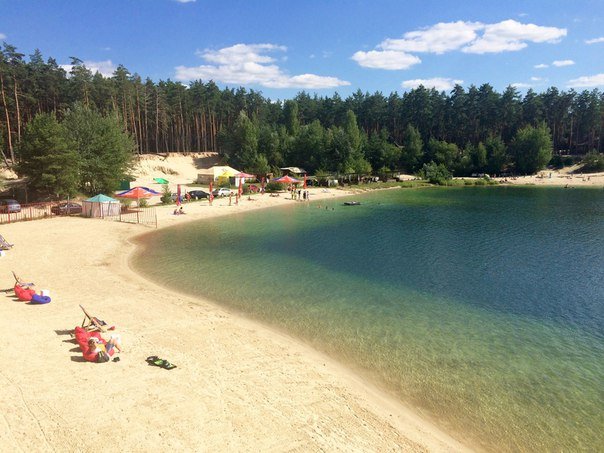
<box><xmin>290</xmin><ymin>188</ymin><xmax>310</xmax><ymax>201</ymax></box>
<box><xmin>173</xmin><ymin>206</ymin><xmax>186</xmax><ymax>215</ymax></box>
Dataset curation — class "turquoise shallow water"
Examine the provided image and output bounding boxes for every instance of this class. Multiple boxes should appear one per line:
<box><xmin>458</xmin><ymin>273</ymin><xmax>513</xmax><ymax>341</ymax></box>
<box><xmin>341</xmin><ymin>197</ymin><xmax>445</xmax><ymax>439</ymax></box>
<box><xmin>132</xmin><ymin>187</ymin><xmax>604</xmax><ymax>451</ymax></box>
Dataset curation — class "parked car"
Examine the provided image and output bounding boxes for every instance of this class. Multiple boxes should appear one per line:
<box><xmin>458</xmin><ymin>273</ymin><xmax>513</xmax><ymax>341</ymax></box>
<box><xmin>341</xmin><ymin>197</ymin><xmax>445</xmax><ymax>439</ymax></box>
<box><xmin>212</xmin><ymin>188</ymin><xmax>234</xmax><ymax>197</ymax></box>
<box><xmin>51</xmin><ymin>202</ymin><xmax>83</xmax><ymax>215</ymax></box>
<box><xmin>0</xmin><ymin>199</ymin><xmax>21</xmax><ymax>213</ymax></box>
<box><xmin>188</xmin><ymin>190</ymin><xmax>210</xmax><ymax>200</ymax></box>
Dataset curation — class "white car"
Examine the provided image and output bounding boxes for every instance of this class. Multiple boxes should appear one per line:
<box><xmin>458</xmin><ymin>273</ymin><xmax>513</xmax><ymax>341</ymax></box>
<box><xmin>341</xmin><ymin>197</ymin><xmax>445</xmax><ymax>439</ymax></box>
<box><xmin>212</xmin><ymin>188</ymin><xmax>234</xmax><ymax>197</ymax></box>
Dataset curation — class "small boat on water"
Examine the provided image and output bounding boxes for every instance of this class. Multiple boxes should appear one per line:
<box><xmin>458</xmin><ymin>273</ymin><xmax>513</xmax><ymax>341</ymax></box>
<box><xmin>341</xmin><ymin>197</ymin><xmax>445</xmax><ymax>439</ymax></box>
<box><xmin>343</xmin><ymin>201</ymin><xmax>361</xmax><ymax>206</ymax></box>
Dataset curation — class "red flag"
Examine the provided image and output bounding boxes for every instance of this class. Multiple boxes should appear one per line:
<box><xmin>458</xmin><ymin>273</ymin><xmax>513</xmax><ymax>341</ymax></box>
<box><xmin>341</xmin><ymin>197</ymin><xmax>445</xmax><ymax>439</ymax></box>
<box><xmin>209</xmin><ymin>181</ymin><xmax>214</xmax><ymax>205</ymax></box>
<box><xmin>176</xmin><ymin>184</ymin><xmax>181</xmax><ymax>206</ymax></box>
<box><xmin>303</xmin><ymin>174</ymin><xmax>307</xmax><ymax>189</ymax></box>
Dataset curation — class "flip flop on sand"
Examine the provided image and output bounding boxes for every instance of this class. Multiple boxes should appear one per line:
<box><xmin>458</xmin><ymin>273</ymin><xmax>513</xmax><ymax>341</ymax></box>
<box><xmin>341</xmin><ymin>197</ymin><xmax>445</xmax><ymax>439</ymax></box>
<box><xmin>146</xmin><ymin>356</ymin><xmax>177</xmax><ymax>370</ymax></box>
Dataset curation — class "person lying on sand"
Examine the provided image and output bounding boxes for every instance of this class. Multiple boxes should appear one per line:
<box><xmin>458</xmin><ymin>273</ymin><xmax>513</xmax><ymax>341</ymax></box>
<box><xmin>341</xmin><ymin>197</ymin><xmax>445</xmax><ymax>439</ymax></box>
<box><xmin>82</xmin><ymin>334</ymin><xmax>123</xmax><ymax>363</ymax></box>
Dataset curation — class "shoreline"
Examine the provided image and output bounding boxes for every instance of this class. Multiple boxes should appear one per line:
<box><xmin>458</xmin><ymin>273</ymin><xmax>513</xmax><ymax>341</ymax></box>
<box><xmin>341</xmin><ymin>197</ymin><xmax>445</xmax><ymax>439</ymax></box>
<box><xmin>0</xmin><ymin>188</ymin><xmax>471</xmax><ymax>452</ymax></box>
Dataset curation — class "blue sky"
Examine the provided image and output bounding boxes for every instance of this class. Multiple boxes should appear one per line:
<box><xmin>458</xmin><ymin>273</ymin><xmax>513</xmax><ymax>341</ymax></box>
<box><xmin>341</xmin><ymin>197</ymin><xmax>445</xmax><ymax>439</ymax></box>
<box><xmin>1</xmin><ymin>0</ymin><xmax>604</xmax><ymax>100</ymax></box>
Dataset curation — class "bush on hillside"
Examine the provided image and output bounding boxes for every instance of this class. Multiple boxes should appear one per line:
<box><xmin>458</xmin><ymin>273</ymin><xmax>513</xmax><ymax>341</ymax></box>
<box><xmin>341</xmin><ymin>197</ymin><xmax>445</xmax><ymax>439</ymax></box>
<box><xmin>580</xmin><ymin>151</ymin><xmax>604</xmax><ymax>172</ymax></box>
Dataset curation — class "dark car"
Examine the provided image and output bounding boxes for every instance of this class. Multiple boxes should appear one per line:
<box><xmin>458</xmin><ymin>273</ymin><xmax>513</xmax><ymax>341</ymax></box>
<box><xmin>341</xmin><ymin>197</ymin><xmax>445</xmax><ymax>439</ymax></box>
<box><xmin>188</xmin><ymin>190</ymin><xmax>210</xmax><ymax>200</ymax></box>
<box><xmin>0</xmin><ymin>199</ymin><xmax>21</xmax><ymax>213</ymax></box>
<box><xmin>51</xmin><ymin>202</ymin><xmax>83</xmax><ymax>215</ymax></box>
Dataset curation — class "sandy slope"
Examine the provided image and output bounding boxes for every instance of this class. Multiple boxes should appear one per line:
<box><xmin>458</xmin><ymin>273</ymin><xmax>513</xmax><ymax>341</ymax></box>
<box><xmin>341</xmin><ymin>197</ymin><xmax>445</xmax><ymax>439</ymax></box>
<box><xmin>0</xmin><ymin>181</ymin><xmax>469</xmax><ymax>452</ymax></box>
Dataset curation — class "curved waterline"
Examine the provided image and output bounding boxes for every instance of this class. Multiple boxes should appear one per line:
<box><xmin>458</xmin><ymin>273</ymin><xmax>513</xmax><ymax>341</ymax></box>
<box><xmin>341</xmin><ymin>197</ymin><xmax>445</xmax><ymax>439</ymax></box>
<box><xmin>131</xmin><ymin>187</ymin><xmax>604</xmax><ymax>451</ymax></box>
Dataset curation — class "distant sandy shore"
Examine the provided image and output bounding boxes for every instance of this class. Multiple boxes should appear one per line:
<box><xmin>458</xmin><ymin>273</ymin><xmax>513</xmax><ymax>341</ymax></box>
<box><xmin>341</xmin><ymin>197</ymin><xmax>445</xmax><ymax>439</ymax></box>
<box><xmin>0</xmin><ymin>186</ymin><xmax>470</xmax><ymax>452</ymax></box>
<box><xmin>491</xmin><ymin>168</ymin><xmax>604</xmax><ymax>187</ymax></box>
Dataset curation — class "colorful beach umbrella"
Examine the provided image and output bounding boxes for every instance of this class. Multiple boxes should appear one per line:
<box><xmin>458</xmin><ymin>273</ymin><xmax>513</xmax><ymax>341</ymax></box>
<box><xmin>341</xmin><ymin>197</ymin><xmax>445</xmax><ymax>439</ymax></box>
<box><xmin>235</xmin><ymin>172</ymin><xmax>255</xmax><ymax>178</ymax></box>
<box><xmin>116</xmin><ymin>186</ymin><xmax>160</xmax><ymax>206</ymax></box>
<box><xmin>273</xmin><ymin>175</ymin><xmax>300</xmax><ymax>184</ymax></box>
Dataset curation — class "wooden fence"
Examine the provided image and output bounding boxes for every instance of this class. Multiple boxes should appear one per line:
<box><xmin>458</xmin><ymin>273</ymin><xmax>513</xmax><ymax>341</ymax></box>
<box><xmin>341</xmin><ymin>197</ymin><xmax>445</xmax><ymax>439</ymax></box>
<box><xmin>0</xmin><ymin>202</ymin><xmax>157</xmax><ymax>228</ymax></box>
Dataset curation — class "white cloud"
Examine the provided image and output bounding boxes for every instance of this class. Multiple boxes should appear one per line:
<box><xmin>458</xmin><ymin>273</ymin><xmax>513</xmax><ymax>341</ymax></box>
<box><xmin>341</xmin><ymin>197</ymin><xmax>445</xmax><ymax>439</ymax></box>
<box><xmin>585</xmin><ymin>37</ymin><xmax>604</xmax><ymax>44</ymax></box>
<box><xmin>60</xmin><ymin>60</ymin><xmax>117</xmax><ymax>77</ymax></box>
<box><xmin>352</xmin><ymin>50</ymin><xmax>421</xmax><ymax>70</ymax></box>
<box><xmin>463</xmin><ymin>20</ymin><xmax>566</xmax><ymax>54</ymax></box>
<box><xmin>511</xmin><ymin>82</ymin><xmax>532</xmax><ymax>88</ymax></box>
<box><xmin>0</xmin><ymin>33</ymin><xmax>6</xmax><ymax>40</ymax></box>
<box><xmin>176</xmin><ymin>43</ymin><xmax>350</xmax><ymax>89</ymax></box>
<box><xmin>534</xmin><ymin>63</ymin><xmax>549</xmax><ymax>69</ymax></box>
<box><xmin>401</xmin><ymin>77</ymin><xmax>463</xmax><ymax>91</ymax></box>
<box><xmin>352</xmin><ymin>20</ymin><xmax>567</xmax><ymax>71</ymax></box>
<box><xmin>567</xmin><ymin>73</ymin><xmax>604</xmax><ymax>88</ymax></box>
<box><xmin>382</xmin><ymin>21</ymin><xmax>481</xmax><ymax>54</ymax></box>
<box><xmin>174</xmin><ymin>0</ymin><xmax>195</xmax><ymax>3</ymax></box>
<box><xmin>530</xmin><ymin>77</ymin><xmax>544</xmax><ymax>81</ymax></box>
<box><xmin>552</xmin><ymin>59</ymin><xmax>574</xmax><ymax>67</ymax></box>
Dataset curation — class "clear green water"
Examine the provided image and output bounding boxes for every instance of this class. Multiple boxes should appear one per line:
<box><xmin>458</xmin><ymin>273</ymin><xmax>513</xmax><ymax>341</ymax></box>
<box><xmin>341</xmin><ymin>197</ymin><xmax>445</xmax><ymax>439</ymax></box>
<box><xmin>131</xmin><ymin>187</ymin><xmax>604</xmax><ymax>452</ymax></box>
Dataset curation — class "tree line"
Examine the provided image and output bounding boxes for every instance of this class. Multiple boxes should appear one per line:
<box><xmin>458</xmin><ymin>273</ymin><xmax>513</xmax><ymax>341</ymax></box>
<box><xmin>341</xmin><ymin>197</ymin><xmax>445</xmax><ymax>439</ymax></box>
<box><xmin>1</xmin><ymin>43</ymin><xmax>603</xmax><ymax>186</ymax></box>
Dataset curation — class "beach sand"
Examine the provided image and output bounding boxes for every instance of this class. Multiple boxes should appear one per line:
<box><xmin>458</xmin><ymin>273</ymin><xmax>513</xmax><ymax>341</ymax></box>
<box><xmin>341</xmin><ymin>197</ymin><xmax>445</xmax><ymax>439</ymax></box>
<box><xmin>492</xmin><ymin>166</ymin><xmax>604</xmax><ymax>187</ymax></box>
<box><xmin>2</xmin><ymin>153</ymin><xmax>601</xmax><ymax>451</ymax></box>
<box><xmin>0</xmin><ymin>183</ymin><xmax>469</xmax><ymax>452</ymax></box>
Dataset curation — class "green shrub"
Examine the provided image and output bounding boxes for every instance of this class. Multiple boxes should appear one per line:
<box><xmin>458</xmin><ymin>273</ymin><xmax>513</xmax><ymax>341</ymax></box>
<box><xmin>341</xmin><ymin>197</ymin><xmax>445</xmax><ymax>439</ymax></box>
<box><xmin>581</xmin><ymin>151</ymin><xmax>604</xmax><ymax>172</ymax></box>
<box><xmin>418</xmin><ymin>162</ymin><xmax>452</xmax><ymax>185</ymax></box>
<box><xmin>154</xmin><ymin>165</ymin><xmax>179</xmax><ymax>175</ymax></box>
<box><xmin>160</xmin><ymin>184</ymin><xmax>173</xmax><ymax>204</ymax></box>
<box><xmin>265</xmin><ymin>181</ymin><xmax>284</xmax><ymax>193</ymax></box>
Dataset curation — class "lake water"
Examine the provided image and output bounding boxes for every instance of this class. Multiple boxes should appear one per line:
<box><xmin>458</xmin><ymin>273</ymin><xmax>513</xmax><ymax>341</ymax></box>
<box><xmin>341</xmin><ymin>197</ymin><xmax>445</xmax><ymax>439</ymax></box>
<box><xmin>131</xmin><ymin>187</ymin><xmax>604</xmax><ymax>451</ymax></box>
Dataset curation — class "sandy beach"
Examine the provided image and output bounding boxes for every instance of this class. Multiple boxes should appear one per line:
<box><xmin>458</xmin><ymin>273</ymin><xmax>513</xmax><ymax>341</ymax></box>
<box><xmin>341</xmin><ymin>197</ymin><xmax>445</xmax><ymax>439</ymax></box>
<box><xmin>1</xmin><ymin>153</ymin><xmax>602</xmax><ymax>452</ymax></box>
<box><xmin>0</xmin><ymin>174</ymin><xmax>469</xmax><ymax>452</ymax></box>
<box><xmin>492</xmin><ymin>166</ymin><xmax>604</xmax><ymax>187</ymax></box>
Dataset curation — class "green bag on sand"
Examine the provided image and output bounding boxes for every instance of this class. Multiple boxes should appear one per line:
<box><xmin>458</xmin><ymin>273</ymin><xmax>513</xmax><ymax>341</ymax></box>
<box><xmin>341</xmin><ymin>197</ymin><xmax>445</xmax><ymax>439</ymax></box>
<box><xmin>146</xmin><ymin>356</ymin><xmax>177</xmax><ymax>370</ymax></box>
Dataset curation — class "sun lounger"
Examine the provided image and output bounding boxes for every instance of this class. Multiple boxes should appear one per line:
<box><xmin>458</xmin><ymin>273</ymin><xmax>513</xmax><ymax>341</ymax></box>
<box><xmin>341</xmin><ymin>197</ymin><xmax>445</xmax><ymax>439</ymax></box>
<box><xmin>1</xmin><ymin>234</ymin><xmax>14</xmax><ymax>250</ymax></box>
<box><xmin>12</xmin><ymin>271</ymin><xmax>34</xmax><ymax>288</ymax></box>
<box><xmin>79</xmin><ymin>304</ymin><xmax>110</xmax><ymax>332</ymax></box>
